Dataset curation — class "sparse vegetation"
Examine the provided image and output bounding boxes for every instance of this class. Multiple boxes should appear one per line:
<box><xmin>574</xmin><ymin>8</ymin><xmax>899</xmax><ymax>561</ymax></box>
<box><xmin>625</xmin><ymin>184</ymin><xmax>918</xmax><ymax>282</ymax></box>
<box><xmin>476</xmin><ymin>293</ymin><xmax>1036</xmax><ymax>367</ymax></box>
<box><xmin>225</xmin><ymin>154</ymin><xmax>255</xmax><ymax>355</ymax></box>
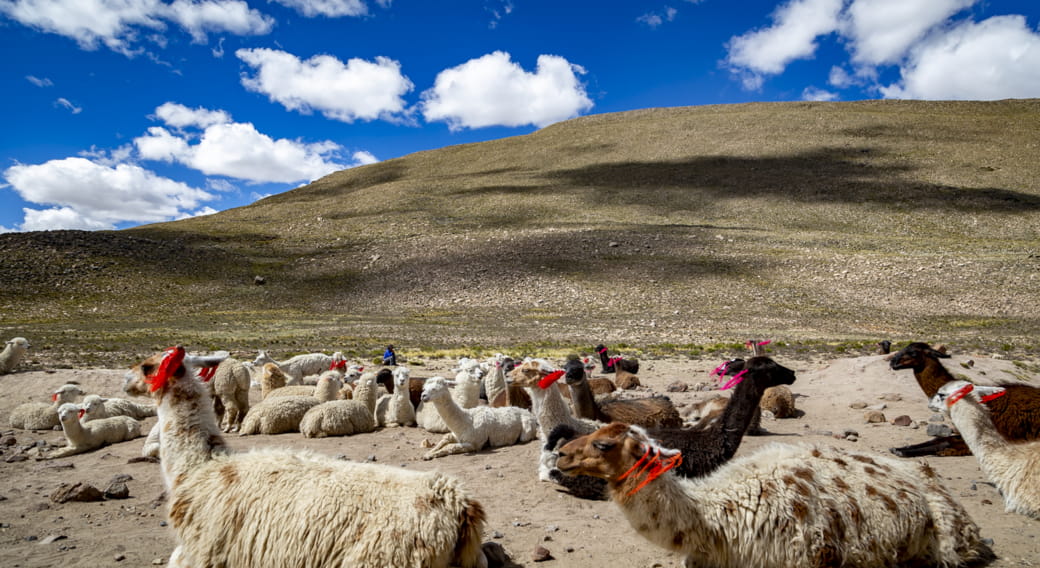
<box><xmin>1</xmin><ymin>100</ymin><xmax>1039</xmax><ymax>366</ymax></box>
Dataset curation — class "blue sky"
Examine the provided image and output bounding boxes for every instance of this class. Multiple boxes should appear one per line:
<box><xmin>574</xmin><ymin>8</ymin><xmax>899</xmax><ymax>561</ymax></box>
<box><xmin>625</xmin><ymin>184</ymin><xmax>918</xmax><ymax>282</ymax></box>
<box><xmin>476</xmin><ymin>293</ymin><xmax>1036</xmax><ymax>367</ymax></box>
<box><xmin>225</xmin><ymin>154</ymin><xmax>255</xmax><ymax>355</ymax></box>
<box><xmin>2</xmin><ymin>0</ymin><xmax>1038</xmax><ymax>232</ymax></box>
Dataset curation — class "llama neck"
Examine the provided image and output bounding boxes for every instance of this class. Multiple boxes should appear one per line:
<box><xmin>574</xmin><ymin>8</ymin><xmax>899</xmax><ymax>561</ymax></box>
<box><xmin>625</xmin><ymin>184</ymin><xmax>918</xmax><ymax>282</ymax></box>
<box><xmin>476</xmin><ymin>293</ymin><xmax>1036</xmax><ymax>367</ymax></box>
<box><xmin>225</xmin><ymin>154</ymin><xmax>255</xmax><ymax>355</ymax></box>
<box><xmin>156</xmin><ymin>375</ymin><xmax>228</xmax><ymax>492</ymax></box>
<box><xmin>948</xmin><ymin>399</ymin><xmax>1012</xmax><ymax>474</ymax></box>
<box><xmin>529</xmin><ymin>384</ymin><xmax>572</xmax><ymax>433</ymax></box>
<box><xmin>485</xmin><ymin>367</ymin><xmax>506</xmax><ymax>403</ymax></box>
<box><xmin>60</xmin><ymin>416</ymin><xmax>85</xmax><ymax>441</ymax></box>
<box><xmin>429</xmin><ymin>393</ymin><xmax>474</xmax><ymax>433</ymax></box>
<box><xmin>717</xmin><ymin>377</ymin><xmax>766</xmax><ymax>456</ymax></box>
<box><xmin>610</xmin><ymin>471</ymin><xmax>716</xmax><ymax>553</ymax></box>
<box><xmin>568</xmin><ymin>378</ymin><xmax>599</xmax><ymax>421</ymax></box>
<box><xmin>914</xmin><ymin>358</ymin><xmax>954</xmax><ymax>397</ymax></box>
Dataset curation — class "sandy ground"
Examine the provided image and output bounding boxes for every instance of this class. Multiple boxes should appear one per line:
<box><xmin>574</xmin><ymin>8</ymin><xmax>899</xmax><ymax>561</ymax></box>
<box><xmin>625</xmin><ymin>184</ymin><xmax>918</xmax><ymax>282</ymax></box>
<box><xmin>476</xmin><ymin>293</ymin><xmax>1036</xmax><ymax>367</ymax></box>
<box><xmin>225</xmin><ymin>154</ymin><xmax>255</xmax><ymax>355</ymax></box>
<box><xmin>1</xmin><ymin>350</ymin><xmax>1038</xmax><ymax>568</ymax></box>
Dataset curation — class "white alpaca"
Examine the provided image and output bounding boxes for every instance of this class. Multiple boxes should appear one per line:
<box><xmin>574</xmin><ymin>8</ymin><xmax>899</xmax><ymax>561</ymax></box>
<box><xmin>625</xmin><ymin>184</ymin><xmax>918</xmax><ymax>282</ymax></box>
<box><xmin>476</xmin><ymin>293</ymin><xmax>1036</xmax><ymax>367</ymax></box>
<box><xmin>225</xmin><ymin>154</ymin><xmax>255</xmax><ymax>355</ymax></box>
<box><xmin>416</xmin><ymin>368</ymin><xmax>482</xmax><ymax>433</ymax></box>
<box><xmin>141</xmin><ymin>423</ymin><xmax>161</xmax><ymax>458</ymax></box>
<box><xmin>123</xmin><ymin>346</ymin><xmax>488</xmax><ymax>568</ymax></box>
<box><xmin>930</xmin><ymin>381</ymin><xmax>1040</xmax><ymax>519</ymax></box>
<box><xmin>379</xmin><ymin>367</ymin><xmax>417</xmax><ymax>427</ymax></box>
<box><xmin>9</xmin><ymin>383</ymin><xmax>84</xmax><ymax>430</ymax></box>
<box><xmin>47</xmin><ymin>403</ymin><xmax>143</xmax><ymax>459</ymax></box>
<box><xmin>300</xmin><ymin>400</ymin><xmax>377</xmax><ymax>438</ymax></box>
<box><xmin>79</xmin><ymin>392</ymin><xmax>157</xmax><ymax>421</ymax></box>
<box><xmin>482</xmin><ymin>355</ymin><xmax>508</xmax><ymax>406</ymax></box>
<box><xmin>556</xmin><ymin>423</ymin><xmax>990</xmax><ymax>568</ymax></box>
<box><xmin>239</xmin><ymin>396</ymin><xmax>319</xmax><ymax>435</ymax></box>
<box><xmin>510</xmin><ymin>359</ymin><xmax>602</xmax><ymax>481</ymax></box>
<box><xmin>253</xmin><ymin>349</ymin><xmax>341</xmax><ymax>384</ymax></box>
<box><xmin>421</xmin><ymin>376</ymin><xmax>538</xmax><ymax>460</ymax></box>
<box><xmin>210</xmin><ymin>357</ymin><xmax>251</xmax><ymax>432</ymax></box>
<box><xmin>0</xmin><ymin>337</ymin><xmax>30</xmax><ymax>374</ymax></box>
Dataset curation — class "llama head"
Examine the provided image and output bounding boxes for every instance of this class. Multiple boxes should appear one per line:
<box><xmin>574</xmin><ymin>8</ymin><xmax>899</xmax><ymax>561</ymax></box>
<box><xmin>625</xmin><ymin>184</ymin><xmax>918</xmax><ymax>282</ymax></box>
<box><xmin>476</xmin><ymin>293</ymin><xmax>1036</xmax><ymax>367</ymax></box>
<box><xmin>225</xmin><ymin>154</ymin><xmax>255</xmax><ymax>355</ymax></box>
<box><xmin>508</xmin><ymin>359</ymin><xmax>555</xmax><ymax>388</ymax></box>
<box><xmin>744</xmin><ymin>356</ymin><xmax>797</xmax><ymax>389</ymax></box>
<box><xmin>123</xmin><ymin>346</ymin><xmax>226</xmax><ymax>399</ymax></box>
<box><xmin>81</xmin><ymin>394</ymin><xmax>106</xmax><ymax>419</ymax></box>
<box><xmin>253</xmin><ymin>350</ymin><xmax>274</xmax><ymax>366</ymax></box>
<box><xmin>262</xmin><ymin>362</ymin><xmax>288</xmax><ymax>386</ymax></box>
<box><xmin>52</xmin><ymin>383</ymin><xmax>83</xmax><ymax>403</ymax></box>
<box><xmin>392</xmin><ymin>366</ymin><xmax>410</xmax><ymax>387</ymax></box>
<box><xmin>889</xmin><ymin>342</ymin><xmax>950</xmax><ymax>371</ymax></box>
<box><xmin>928</xmin><ymin>380</ymin><xmax>1006</xmax><ymax>412</ymax></box>
<box><xmin>420</xmin><ymin>376</ymin><xmax>451</xmax><ymax>403</ymax></box>
<box><xmin>556</xmin><ymin>423</ymin><xmax>681</xmax><ymax>484</ymax></box>
<box><xmin>6</xmin><ymin>337</ymin><xmax>30</xmax><ymax>350</ymax></box>
<box><xmin>56</xmin><ymin>402</ymin><xmax>82</xmax><ymax>425</ymax></box>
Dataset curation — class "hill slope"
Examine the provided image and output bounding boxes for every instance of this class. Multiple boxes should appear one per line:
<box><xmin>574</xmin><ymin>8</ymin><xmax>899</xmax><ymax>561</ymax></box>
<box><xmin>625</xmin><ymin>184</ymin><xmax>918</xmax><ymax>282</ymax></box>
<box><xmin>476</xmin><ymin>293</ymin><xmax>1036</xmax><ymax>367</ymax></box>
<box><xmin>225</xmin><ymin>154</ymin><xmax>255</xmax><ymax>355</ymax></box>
<box><xmin>2</xmin><ymin>100</ymin><xmax>1039</xmax><ymax>364</ymax></box>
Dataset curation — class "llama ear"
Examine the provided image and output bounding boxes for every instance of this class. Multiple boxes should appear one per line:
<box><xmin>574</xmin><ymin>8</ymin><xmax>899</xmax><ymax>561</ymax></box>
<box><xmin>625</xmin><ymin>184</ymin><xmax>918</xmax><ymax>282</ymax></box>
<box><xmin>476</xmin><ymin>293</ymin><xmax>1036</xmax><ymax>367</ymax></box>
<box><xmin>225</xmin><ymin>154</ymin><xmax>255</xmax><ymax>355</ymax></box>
<box><xmin>974</xmin><ymin>385</ymin><xmax>1006</xmax><ymax>403</ymax></box>
<box><xmin>926</xmin><ymin>346</ymin><xmax>951</xmax><ymax>359</ymax></box>
<box><xmin>592</xmin><ymin>439</ymin><xmax>616</xmax><ymax>452</ymax></box>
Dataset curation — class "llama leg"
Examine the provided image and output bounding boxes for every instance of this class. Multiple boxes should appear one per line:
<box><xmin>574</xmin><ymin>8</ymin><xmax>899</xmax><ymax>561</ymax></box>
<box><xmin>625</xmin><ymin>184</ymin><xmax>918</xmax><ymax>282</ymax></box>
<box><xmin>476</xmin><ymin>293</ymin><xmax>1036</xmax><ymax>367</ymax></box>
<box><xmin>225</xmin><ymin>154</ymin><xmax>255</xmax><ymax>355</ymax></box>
<box><xmin>890</xmin><ymin>435</ymin><xmax>971</xmax><ymax>457</ymax></box>
<box><xmin>428</xmin><ymin>433</ymin><xmax>457</xmax><ymax>454</ymax></box>
<box><xmin>424</xmin><ymin>442</ymin><xmax>477</xmax><ymax>460</ymax></box>
<box><xmin>538</xmin><ymin>448</ymin><xmax>557</xmax><ymax>481</ymax></box>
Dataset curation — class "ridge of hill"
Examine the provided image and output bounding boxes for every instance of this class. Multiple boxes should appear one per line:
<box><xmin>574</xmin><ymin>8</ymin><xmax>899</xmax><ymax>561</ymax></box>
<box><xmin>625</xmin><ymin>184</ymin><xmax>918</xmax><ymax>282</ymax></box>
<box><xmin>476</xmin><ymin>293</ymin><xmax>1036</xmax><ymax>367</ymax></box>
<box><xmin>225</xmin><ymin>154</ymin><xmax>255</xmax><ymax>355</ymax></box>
<box><xmin>2</xmin><ymin>100</ymin><xmax>1039</xmax><ymax>365</ymax></box>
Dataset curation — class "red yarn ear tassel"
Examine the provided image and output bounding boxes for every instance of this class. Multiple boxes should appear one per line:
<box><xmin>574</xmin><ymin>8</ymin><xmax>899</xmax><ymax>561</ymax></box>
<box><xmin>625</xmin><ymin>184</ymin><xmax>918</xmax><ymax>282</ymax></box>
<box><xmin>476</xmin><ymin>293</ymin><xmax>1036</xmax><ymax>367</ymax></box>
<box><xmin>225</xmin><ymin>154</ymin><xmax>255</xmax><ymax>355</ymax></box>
<box><xmin>147</xmin><ymin>346</ymin><xmax>186</xmax><ymax>392</ymax></box>
<box><xmin>946</xmin><ymin>383</ymin><xmax>974</xmax><ymax>407</ymax></box>
<box><xmin>198</xmin><ymin>366</ymin><xmax>217</xmax><ymax>382</ymax></box>
<box><xmin>980</xmin><ymin>390</ymin><xmax>1007</xmax><ymax>403</ymax></box>
<box><xmin>538</xmin><ymin>370</ymin><xmax>566</xmax><ymax>389</ymax></box>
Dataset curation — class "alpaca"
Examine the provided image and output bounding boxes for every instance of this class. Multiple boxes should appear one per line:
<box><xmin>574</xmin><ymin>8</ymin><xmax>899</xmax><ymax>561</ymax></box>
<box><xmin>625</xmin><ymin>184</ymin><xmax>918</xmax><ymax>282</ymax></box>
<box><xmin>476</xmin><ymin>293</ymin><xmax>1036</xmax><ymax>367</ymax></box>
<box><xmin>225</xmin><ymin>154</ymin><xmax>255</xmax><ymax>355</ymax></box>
<box><xmin>252</xmin><ymin>349</ymin><xmax>341</xmax><ymax>384</ymax></box>
<box><xmin>556</xmin><ymin>423</ymin><xmax>990</xmax><ymax>568</ymax></box>
<box><xmin>239</xmin><ymin>396</ymin><xmax>319</xmax><ymax>435</ymax></box>
<box><xmin>123</xmin><ymin>346</ymin><xmax>489</xmax><ymax>568</ymax></box>
<box><xmin>210</xmin><ymin>357</ymin><xmax>251</xmax><ymax>432</ymax></box>
<box><xmin>564</xmin><ymin>357</ymin><xmax>681</xmax><ymax>429</ymax></box>
<box><xmin>759</xmin><ymin>384</ymin><xmax>796</xmax><ymax>418</ymax></box>
<box><xmin>420</xmin><ymin>376</ymin><xmax>538</xmax><ymax>460</ymax></box>
<box><xmin>594</xmin><ymin>344</ymin><xmax>639</xmax><ymax>374</ymax></box>
<box><xmin>930</xmin><ymin>381</ymin><xmax>1040</xmax><ymax>519</ymax></box>
<box><xmin>9</xmin><ymin>383</ymin><xmax>84</xmax><ymax>430</ymax></box>
<box><xmin>889</xmin><ymin>341</ymin><xmax>1040</xmax><ymax>457</ymax></box>
<box><xmin>79</xmin><ymin>393</ymin><xmax>156</xmax><ymax>422</ymax></box>
<box><xmin>380</xmin><ymin>366</ymin><xmax>416</xmax><ymax>427</ymax></box>
<box><xmin>0</xmin><ymin>337</ymin><xmax>31</xmax><ymax>374</ymax></box>
<box><xmin>47</xmin><ymin>402</ymin><xmax>143</xmax><ymax>459</ymax></box>
<box><xmin>416</xmin><ymin>369</ymin><xmax>482</xmax><ymax>434</ymax></box>
<box><xmin>509</xmin><ymin>359</ymin><xmax>603</xmax><ymax>481</ymax></box>
<box><xmin>259</xmin><ymin>362</ymin><xmax>290</xmax><ymax>399</ymax></box>
<box><xmin>299</xmin><ymin>400</ymin><xmax>376</xmax><ymax>438</ymax></box>
<box><xmin>483</xmin><ymin>355</ymin><xmax>509</xmax><ymax>407</ymax></box>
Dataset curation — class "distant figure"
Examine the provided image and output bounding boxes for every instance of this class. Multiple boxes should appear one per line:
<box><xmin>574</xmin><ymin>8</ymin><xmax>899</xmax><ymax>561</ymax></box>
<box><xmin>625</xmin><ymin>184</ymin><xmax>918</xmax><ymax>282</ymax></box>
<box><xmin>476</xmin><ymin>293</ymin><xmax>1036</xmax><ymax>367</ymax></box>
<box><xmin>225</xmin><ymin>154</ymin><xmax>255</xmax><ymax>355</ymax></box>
<box><xmin>877</xmin><ymin>340</ymin><xmax>892</xmax><ymax>355</ymax></box>
<box><xmin>382</xmin><ymin>344</ymin><xmax>397</xmax><ymax>366</ymax></box>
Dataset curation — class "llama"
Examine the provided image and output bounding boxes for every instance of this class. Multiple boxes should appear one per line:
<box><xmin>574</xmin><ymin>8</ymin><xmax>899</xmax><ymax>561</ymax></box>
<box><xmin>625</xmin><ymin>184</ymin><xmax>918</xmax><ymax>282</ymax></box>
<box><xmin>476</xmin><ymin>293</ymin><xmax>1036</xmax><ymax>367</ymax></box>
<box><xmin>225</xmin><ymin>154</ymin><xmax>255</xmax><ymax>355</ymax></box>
<box><xmin>556</xmin><ymin>422</ymin><xmax>991</xmax><ymax>568</ymax></box>
<box><xmin>416</xmin><ymin>368</ymin><xmax>482</xmax><ymax>434</ymax></box>
<box><xmin>564</xmin><ymin>357</ymin><xmax>681</xmax><ymax>429</ymax></box>
<box><xmin>380</xmin><ymin>366</ymin><xmax>416</xmax><ymax>427</ymax></box>
<box><xmin>252</xmin><ymin>349</ymin><xmax>341</xmax><ymax>384</ymax></box>
<box><xmin>0</xmin><ymin>337</ymin><xmax>31</xmax><ymax>374</ymax></box>
<box><xmin>47</xmin><ymin>402</ymin><xmax>143</xmax><ymax>459</ymax></box>
<box><xmin>9</xmin><ymin>383</ymin><xmax>84</xmax><ymax>430</ymax></box>
<box><xmin>420</xmin><ymin>376</ymin><xmax>538</xmax><ymax>460</ymax></box>
<box><xmin>594</xmin><ymin>344</ymin><xmax>639</xmax><ymax>374</ymax></box>
<box><xmin>930</xmin><ymin>381</ymin><xmax>1040</xmax><ymax>519</ymax></box>
<box><xmin>123</xmin><ymin>346</ymin><xmax>489</xmax><ymax>568</ymax></box>
<box><xmin>210</xmin><ymin>357</ymin><xmax>251</xmax><ymax>432</ymax></box>
<box><xmin>889</xmin><ymin>341</ymin><xmax>1040</xmax><ymax>457</ymax></box>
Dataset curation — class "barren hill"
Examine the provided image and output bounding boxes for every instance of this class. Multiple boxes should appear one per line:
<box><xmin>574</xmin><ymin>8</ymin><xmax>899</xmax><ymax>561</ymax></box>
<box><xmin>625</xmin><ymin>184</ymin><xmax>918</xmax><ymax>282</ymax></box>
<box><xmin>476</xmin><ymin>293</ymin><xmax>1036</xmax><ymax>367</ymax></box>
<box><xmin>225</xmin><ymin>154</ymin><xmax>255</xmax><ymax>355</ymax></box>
<box><xmin>2</xmin><ymin>100</ymin><xmax>1039</xmax><ymax>365</ymax></box>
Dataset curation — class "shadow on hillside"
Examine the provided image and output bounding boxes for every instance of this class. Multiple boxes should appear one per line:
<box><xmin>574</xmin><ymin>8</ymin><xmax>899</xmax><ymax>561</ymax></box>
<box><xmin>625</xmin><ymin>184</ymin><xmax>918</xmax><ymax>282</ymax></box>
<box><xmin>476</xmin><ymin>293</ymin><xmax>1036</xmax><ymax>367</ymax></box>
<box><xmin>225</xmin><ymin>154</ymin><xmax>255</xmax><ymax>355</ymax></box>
<box><xmin>536</xmin><ymin>146</ymin><xmax>1040</xmax><ymax>212</ymax></box>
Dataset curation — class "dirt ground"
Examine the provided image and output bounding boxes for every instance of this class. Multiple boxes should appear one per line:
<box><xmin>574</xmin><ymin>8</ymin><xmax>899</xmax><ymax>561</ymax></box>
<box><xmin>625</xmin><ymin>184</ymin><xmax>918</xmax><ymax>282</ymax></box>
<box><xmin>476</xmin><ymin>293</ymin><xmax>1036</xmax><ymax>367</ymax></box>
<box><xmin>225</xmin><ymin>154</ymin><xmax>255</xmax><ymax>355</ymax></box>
<box><xmin>0</xmin><ymin>350</ymin><xmax>1037</xmax><ymax>568</ymax></box>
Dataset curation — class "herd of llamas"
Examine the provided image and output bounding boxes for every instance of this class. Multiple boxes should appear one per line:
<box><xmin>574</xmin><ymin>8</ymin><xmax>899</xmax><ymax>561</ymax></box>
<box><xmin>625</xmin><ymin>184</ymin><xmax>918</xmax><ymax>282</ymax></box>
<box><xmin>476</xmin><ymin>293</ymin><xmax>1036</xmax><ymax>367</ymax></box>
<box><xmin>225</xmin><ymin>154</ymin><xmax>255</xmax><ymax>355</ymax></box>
<box><xmin>1</xmin><ymin>335</ymin><xmax>1038</xmax><ymax>567</ymax></box>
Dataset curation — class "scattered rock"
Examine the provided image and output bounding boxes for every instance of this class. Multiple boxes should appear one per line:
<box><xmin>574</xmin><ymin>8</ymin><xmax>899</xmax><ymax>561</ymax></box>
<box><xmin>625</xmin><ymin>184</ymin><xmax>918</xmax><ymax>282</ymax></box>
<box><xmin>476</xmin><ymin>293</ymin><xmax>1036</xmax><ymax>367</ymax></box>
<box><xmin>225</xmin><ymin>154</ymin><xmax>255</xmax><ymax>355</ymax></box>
<box><xmin>665</xmin><ymin>381</ymin><xmax>688</xmax><ymax>393</ymax></box>
<box><xmin>114</xmin><ymin>554</ymin><xmax>126</xmax><ymax>562</ymax></box>
<box><xmin>149</xmin><ymin>492</ymin><xmax>167</xmax><ymax>509</ymax></box>
<box><xmin>878</xmin><ymin>393</ymin><xmax>902</xmax><ymax>402</ymax></box>
<box><xmin>37</xmin><ymin>460</ymin><xmax>75</xmax><ymax>471</ymax></box>
<box><xmin>532</xmin><ymin>546</ymin><xmax>553</xmax><ymax>562</ymax></box>
<box><xmin>127</xmin><ymin>456</ymin><xmax>159</xmax><ymax>464</ymax></box>
<box><xmin>928</xmin><ymin>413</ymin><xmax>946</xmax><ymax>423</ymax></box>
<box><xmin>848</xmin><ymin>402</ymin><xmax>867</xmax><ymax>409</ymax></box>
<box><xmin>253</xmin><ymin>275</ymin><xmax>266</xmax><ymax>286</ymax></box>
<box><xmin>891</xmin><ymin>415</ymin><xmax>913</xmax><ymax>427</ymax></box>
<box><xmin>5</xmin><ymin>454</ymin><xmax>28</xmax><ymax>463</ymax></box>
<box><xmin>864</xmin><ymin>410</ymin><xmax>886</xmax><ymax>424</ymax></box>
<box><xmin>109</xmin><ymin>473</ymin><xmax>134</xmax><ymax>484</ymax></box>
<box><xmin>1</xmin><ymin>435</ymin><xmax>17</xmax><ymax>446</ymax></box>
<box><xmin>866</xmin><ymin>403</ymin><xmax>887</xmax><ymax>411</ymax></box>
<box><xmin>152</xmin><ymin>558</ymin><xmax>165</xmax><ymax>565</ymax></box>
<box><xmin>38</xmin><ymin>534</ymin><xmax>68</xmax><ymax>545</ymax></box>
<box><xmin>52</xmin><ymin>482</ymin><xmax>105</xmax><ymax>503</ymax></box>
<box><xmin>104</xmin><ymin>481</ymin><xmax>130</xmax><ymax>500</ymax></box>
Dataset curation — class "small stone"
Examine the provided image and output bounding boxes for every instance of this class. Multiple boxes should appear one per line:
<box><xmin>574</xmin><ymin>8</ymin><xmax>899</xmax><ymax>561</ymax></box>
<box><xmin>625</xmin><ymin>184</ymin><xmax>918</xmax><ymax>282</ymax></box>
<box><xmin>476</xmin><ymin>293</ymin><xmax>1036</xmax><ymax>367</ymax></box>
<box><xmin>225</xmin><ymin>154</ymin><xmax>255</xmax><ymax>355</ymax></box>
<box><xmin>159</xmin><ymin>521</ymin><xmax>167</xmax><ymax>527</ymax></box>
<box><xmin>845</xmin><ymin>434</ymin><xmax>859</xmax><ymax>442</ymax></box>
<box><xmin>665</xmin><ymin>381</ymin><xmax>688</xmax><ymax>393</ymax></box>
<box><xmin>366</xmin><ymin>455</ymin><xmax>377</xmax><ymax>462</ymax></box>
<box><xmin>565</xmin><ymin>546</ymin><xmax>574</xmax><ymax>553</ymax></box>
<box><xmin>105</xmin><ymin>482</ymin><xmax>130</xmax><ymax>500</ymax></box>
<box><xmin>492</xmin><ymin>531</ymin><xmax>504</xmax><ymax>539</ymax></box>
<box><xmin>608</xmin><ymin>241</ymin><xmax>620</xmax><ymax>248</ymax></box>
<box><xmin>5</xmin><ymin>454</ymin><xmax>28</xmax><ymax>463</ymax></box>
<box><xmin>532</xmin><ymin>546</ymin><xmax>553</xmax><ymax>562</ymax></box>
<box><xmin>878</xmin><ymin>393</ymin><xmax>903</xmax><ymax>402</ymax></box>
<box><xmin>127</xmin><ymin>456</ymin><xmax>159</xmax><ymax>464</ymax></box>
<box><xmin>1</xmin><ymin>435</ymin><xmax>17</xmax><ymax>446</ymax></box>
<box><xmin>51</xmin><ymin>482</ymin><xmax>104</xmax><ymax>503</ymax></box>
<box><xmin>114</xmin><ymin>554</ymin><xmax>126</xmax><ymax>562</ymax></box>
<box><xmin>37</xmin><ymin>461</ymin><xmax>75</xmax><ymax>471</ymax></box>
<box><xmin>864</xmin><ymin>410</ymin><xmax>886</xmax><ymax>424</ymax></box>
<box><xmin>843</xmin><ymin>428</ymin><xmax>859</xmax><ymax>438</ymax></box>
<box><xmin>866</xmin><ymin>403</ymin><xmax>887</xmax><ymax>411</ymax></box>
<box><xmin>545</xmin><ymin>524</ymin><xmax>559</xmax><ymax>532</ymax></box>
<box><xmin>25</xmin><ymin>535</ymin><xmax>38</xmax><ymax>542</ymax></box>
<box><xmin>928</xmin><ymin>413</ymin><xmax>946</xmax><ymax>423</ymax></box>
<box><xmin>848</xmin><ymin>402</ymin><xmax>867</xmax><ymax>409</ymax></box>
<box><xmin>109</xmin><ymin>473</ymin><xmax>134</xmax><ymax>484</ymax></box>
<box><xmin>152</xmin><ymin>558</ymin><xmax>165</xmax><ymax>565</ymax></box>
<box><xmin>38</xmin><ymin>534</ymin><xmax>67</xmax><ymax>545</ymax></box>
<box><xmin>891</xmin><ymin>415</ymin><xmax>913</xmax><ymax>427</ymax></box>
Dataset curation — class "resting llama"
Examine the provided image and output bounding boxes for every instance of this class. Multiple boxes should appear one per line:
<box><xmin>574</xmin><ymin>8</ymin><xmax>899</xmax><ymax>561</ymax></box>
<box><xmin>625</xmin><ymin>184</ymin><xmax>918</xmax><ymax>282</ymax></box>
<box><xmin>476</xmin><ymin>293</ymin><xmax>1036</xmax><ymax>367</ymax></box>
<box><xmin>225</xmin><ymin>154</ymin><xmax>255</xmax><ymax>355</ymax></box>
<box><xmin>47</xmin><ymin>402</ymin><xmax>143</xmax><ymax>459</ymax></box>
<box><xmin>420</xmin><ymin>376</ymin><xmax>538</xmax><ymax>460</ymax></box>
<box><xmin>557</xmin><ymin>422</ymin><xmax>990</xmax><ymax>568</ymax></box>
<box><xmin>0</xmin><ymin>337</ymin><xmax>31</xmax><ymax>374</ymax></box>
<box><xmin>9</xmin><ymin>383</ymin><xmax>84</xmax><ymax>430</ymax></box>
<box><xmin>930</xmin><ymin>381</ymin><xmax>1040</xmax><ymax>519</ymax></box>
<box><xmin>124</xmin><ymin>346</ymin><xmax>489</xmax><ymax>568</ymax></box>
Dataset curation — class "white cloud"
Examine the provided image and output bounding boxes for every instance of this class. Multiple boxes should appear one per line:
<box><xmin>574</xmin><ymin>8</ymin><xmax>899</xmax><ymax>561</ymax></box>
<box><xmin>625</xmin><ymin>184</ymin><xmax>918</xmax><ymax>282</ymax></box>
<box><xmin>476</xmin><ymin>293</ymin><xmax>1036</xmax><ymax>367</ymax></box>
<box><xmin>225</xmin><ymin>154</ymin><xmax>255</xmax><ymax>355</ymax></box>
<box><xmin>880</xmin><ymin>15</ymin><xmax>1040</xmax><ymax>100</ymax></box>
<box><xmin>638</xmin><ymin>6</ymin><xmax>677</xmax><ymax>29</ymax></box>
<box><xmin>26</xmin><ymin>75</ymin><xmax>53</xmax><ymax>87</ymax></box>
<box><xmin>236</xmin><ymin>48</ymin><xmax>414</xmax><ymax>123</ymax></box>
<box><xmin>0</xmin><ymin>0</ymin><xmax>272</xmax><ymax>55</ymax></box>
<box><xmin>725</xmin><ymin>0</ymin><xmax>844</xmax><ymax>86</ymax></box>
<box><xmin>0</xmin><ymin>225</ymin><xmax>16</xmax><ymax>233</ymax></box>
<box><xmin>421</xmin><ymin>51</ymin><xmax>594</xmax><ymax>131</ymax></box>
<box><xmin>55</xmin><ymin>97</ymin><xmax>82</xmax><ymax>113</ymax></box>
<box><xmin>352</xmin><ymin>150</ymin><xmax>378</xmax><ymax>166</ymax></box>
<box><xmin>4</xmin><ymin>157</ymin><xmax>215</xmax><ymax>230</ymax></box>
<box><xmin>270</xmin><ymin>0</ymin><xmax>367</xmax><ymax>18</ymax></box>
<box><xmin>802</xmin><ymin>86</ymin><xmax>838</xmax><ymax>101</ymax></box>
<box><xmin>841</xmin><ymin>0</ymin><xmax>975</xmax><ymax>66</ymax></box>
<box><xmin>135</xmin><ymin>102</ymin><xmax>349</xmax><ymax>183</ymax></box>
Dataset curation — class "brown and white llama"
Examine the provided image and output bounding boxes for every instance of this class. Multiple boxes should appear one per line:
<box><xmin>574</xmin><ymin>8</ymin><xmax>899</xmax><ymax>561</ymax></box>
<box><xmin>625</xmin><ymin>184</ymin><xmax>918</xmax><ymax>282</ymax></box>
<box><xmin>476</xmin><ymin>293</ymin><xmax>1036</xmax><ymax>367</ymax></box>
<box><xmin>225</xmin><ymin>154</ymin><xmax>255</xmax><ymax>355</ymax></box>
<box><xmin>123</xmin><ymin>346</ymin><xmax>488</xmax><ymax>568</ymax></box>
<box><xmin>556</xmin><ymin>422</ymin><xmax>990</xmax><ymax>568</ymax></box>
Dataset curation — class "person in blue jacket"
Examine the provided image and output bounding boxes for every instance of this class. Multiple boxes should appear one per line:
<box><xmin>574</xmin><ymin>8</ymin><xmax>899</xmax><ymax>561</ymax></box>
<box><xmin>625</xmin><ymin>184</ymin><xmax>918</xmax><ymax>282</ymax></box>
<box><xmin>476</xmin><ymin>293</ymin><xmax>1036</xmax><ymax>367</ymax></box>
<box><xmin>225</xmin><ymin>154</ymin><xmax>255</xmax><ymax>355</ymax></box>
<box><xmin>382</xmin><ymin>344</ymin><xmax>397</xmax><ymax>366</ymax></box>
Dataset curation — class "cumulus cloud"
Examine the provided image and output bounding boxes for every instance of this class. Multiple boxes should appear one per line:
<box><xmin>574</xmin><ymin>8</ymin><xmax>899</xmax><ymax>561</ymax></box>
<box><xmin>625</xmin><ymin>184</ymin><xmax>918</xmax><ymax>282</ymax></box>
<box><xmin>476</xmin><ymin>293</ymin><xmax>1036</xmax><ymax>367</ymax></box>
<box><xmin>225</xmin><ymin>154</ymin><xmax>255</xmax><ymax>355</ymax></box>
<box><xmin>0</xmin><ymin>0</ymin><xmax>273</xmax><ymax>55</ymax></box>
<box><xmin>638</xmin><ymin>7</ymin><xmax>677</xmax><ymax>29</ymax></box>
<box><xmin>237</xmin><ymin>48</ymin><xmax>414</xmax><ymax>123</ymax></box>
<box><xmin>802</xmin><ymin>86</ymin><xmax>838</xmax><ymax>101</ymax></box>
<box><xmin>3</xmin><ymin>157</ymin><xmax>215</xmax><ymax>230</ymax></box>
<box><xmin>880</xmin><ymin>15</ymin><xmax>1040</xmax><ymax>100</ymax></box>
<box><xmin>55</xmin><ymin>97</ymin><xmax>82</xmax><ymax>113</ymax></box>
<box><xmin>270</xmin><ymin>0</ymin><xmax>367</xmax><ymax>18</ymax></box>
<box><xmin>841</xmin><ymin>0</ymin><xmax>975</xmax><ymax>66</ymax></box>
<box><xmin>725</xmin><ymin>0</ymin><xmax>844</xmax><ymax>88</ymax></box>
<box><xmin>420</xmin><ymin>51</ymin><xmax>594</xmax><ymax>131</ymax></box>
<box><xmin>351</xmin><ymin>150</ymin><xmax>378</xmax><ymax>166</ymax></box>
<box><xmin>135</xmin><ymin>102</ymin><xmax>348</xmax><ymax>183</ymax></box>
